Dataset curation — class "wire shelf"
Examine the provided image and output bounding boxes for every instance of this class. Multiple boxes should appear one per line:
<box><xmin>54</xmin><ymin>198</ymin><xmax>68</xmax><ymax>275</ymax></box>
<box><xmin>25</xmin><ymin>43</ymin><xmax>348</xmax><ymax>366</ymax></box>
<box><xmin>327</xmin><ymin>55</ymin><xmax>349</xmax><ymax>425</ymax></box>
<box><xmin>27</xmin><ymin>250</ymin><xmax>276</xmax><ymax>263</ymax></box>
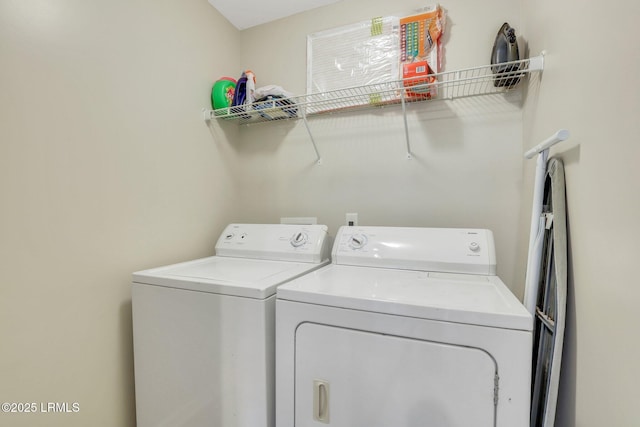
<box><xmin>204</xmin><ymin>56</ymin><xmax>543</xmax><ymax>124</ymax></box>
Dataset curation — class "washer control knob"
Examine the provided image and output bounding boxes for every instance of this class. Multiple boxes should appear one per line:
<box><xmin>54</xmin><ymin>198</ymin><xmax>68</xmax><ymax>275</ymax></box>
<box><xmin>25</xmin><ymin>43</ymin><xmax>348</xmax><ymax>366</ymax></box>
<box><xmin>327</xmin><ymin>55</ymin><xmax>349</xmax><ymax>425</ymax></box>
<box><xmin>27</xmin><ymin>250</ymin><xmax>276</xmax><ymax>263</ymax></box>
<box><xmin>349</xmin><ymin>234</ymin><xmax>367</xmax><ymax>249</ymax></box>
<box><xmin>469</xmin><ymin>242</ymin><xmax>480</xmax><ymax>252</ymax></box>
<box><xmin>224</xmin><ymin>233</ymin><xmax>234</xmax><ymax>240</ymax></box>
<box><xmin>290</xmin><ymin>232</ymin><xmax>308</xmax><ymax>247</ymax></box>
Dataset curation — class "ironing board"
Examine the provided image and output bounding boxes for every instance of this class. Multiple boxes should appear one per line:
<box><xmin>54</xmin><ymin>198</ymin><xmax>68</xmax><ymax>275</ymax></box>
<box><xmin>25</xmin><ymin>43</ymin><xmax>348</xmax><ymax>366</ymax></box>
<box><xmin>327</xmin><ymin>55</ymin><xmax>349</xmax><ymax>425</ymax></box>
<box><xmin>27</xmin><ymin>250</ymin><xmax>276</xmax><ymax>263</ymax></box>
<box><xmin>529</xmin><ymin>157</ymin><xmax>567</xmax><ymax>427</ymax></box>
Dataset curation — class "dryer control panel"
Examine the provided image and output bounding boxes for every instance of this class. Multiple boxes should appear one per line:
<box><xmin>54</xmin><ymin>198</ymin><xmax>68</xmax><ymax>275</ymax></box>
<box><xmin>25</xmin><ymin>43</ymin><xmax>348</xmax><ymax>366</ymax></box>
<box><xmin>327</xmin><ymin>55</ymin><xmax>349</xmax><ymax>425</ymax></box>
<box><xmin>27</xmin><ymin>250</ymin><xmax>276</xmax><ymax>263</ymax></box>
<box><xmin>215</xmin><ymin>224</ymin><xmax>330</xmax><ymax>263</ymax></box>
<box><xmin>333</xmin><ymin>226</ymin><xmax>496</xmax><ymax>275</ymax></box>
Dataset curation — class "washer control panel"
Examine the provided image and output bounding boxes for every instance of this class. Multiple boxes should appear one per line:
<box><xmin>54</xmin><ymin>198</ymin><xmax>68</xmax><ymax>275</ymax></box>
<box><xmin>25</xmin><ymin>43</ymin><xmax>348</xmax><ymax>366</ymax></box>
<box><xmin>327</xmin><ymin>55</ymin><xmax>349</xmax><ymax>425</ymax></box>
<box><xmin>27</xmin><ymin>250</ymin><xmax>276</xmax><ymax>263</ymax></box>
<box><xmin>334</xmin><ymin>226</ymin><xmax>496</xmax><ymax>275</ymax></box>
<box><xmin>215</xmin><ymin>224</ymin><xmax>330</xmax><ymax>263</ymax></box>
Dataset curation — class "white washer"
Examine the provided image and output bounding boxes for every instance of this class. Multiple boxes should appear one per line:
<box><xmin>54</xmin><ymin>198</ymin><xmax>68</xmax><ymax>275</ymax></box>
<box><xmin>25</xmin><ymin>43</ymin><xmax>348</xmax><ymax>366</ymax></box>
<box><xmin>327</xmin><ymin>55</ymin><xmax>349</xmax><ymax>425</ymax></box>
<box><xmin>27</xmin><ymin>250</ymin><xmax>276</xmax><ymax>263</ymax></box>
<box><xmin>132</xmin><ymin>223</ymin><xmax>330</xmax><ymax>427</ymax></box>
<box><xmin>276</xmin><ymin>226</ymin><xmax>533</xmax><ymax>427</ymax></box>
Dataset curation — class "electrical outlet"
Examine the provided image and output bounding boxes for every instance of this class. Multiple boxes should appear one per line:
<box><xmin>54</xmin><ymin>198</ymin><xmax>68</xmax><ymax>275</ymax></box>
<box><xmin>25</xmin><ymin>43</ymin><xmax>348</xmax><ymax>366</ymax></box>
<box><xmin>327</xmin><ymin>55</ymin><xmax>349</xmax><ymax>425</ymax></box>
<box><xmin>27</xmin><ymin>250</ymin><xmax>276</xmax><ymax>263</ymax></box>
<box><xmin>346</xmin><ymin>213</ymin><xmax>358</xmax><ymax>226</ymax></box>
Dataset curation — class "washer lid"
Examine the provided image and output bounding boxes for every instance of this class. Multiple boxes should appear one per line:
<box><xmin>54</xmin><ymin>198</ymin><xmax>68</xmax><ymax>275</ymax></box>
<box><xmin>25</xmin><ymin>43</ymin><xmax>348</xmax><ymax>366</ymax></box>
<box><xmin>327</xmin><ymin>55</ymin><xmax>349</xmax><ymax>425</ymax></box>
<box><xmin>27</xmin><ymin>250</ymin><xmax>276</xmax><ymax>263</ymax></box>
<box><xmin>133</xmin><ymin>256</ymin><xmax>329</xmax><ymax>299</ymax></box>
<box><xmin>277</xmin><ymin>265</ymin><xmax>532</xmax><ymax>331</ymax></box>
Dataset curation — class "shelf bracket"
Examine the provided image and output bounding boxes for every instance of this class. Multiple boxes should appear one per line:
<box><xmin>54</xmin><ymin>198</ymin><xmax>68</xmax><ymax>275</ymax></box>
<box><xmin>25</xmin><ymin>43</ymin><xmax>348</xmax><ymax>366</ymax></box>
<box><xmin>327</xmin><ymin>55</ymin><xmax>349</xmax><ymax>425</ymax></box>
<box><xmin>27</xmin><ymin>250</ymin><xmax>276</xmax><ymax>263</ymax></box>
<box><xmin>400</xmin><ymin>90</ymin><xmax>412</xmax><ymax>159</ymax></box>
<box><xmin>528</xmin><ymin>53</ymin><xmax>545</xmax><ymax>72</ymax></box>
<box><xmin>301</xmin><ymin>112</ymin><xmax>322</xmax><ymax>165</ymax></box>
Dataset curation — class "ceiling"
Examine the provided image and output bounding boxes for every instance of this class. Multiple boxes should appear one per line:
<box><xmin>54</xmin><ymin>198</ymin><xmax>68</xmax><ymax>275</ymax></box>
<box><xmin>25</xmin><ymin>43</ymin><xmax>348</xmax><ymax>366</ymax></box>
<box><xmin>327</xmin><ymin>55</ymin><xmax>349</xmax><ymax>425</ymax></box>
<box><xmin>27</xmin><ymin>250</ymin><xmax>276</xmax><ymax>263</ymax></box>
<box><xmin>208</xmin><ymin>0</ymin><xmax>342</xmax><ymax>30</ymax></box>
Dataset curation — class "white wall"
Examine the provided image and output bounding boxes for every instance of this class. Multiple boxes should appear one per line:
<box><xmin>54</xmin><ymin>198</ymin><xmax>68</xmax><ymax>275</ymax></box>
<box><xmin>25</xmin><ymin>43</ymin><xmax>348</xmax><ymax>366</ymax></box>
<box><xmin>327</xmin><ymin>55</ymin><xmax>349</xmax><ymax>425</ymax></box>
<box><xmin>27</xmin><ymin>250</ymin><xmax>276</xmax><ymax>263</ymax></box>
<box><xmin>521</xmin><ymin>0</ymin><xmax>640</xmax><ymax>425</ymax></box>
<box><xmin>0</xmin><ymin>1</ymin><xmax>239</xmax><ymax>426</ymax></box>
<box><xmin>4</xmin><ymin>0</ymin><xmax>636</xmax><ymax>426</ymax></box>
<box><xmin>228</xmin><ymin>0</ymin><xmax>525</xmax><ymax>289</ymax></box>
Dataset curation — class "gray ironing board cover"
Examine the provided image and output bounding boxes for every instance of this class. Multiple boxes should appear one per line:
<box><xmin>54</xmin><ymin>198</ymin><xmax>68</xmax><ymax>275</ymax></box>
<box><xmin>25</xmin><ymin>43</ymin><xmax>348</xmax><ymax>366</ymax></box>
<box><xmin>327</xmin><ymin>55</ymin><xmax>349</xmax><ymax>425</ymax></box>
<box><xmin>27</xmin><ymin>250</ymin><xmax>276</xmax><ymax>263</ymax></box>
<box><xmin>530</xmin><ymin>157</ymin><xmax>567</xmax><ymax>427</ymax></box>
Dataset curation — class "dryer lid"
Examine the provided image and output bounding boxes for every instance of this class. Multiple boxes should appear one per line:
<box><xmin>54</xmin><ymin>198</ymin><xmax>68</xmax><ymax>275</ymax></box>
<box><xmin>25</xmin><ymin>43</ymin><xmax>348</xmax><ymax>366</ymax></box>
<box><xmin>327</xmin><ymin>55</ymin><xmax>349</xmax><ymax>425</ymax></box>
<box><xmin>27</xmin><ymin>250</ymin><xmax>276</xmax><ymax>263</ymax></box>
<box><xmin>277</xmin><ymin>264</ymin><xmax>532</xmax><ymax>330</ymax></box>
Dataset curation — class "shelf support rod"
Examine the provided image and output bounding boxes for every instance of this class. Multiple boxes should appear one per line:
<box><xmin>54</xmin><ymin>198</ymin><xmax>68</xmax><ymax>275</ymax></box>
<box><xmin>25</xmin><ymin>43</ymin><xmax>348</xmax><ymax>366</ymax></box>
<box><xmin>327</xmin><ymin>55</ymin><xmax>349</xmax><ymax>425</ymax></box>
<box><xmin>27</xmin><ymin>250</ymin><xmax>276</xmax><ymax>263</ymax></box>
<box><xmin>400</xmin><ymin>90</ymin><xmax>412</xmax><ymax>159</ymax></box>
<box><xmin>301</xmin><ymin>112</ymin><xmax>322</xmax><ymax>165</ymax></box>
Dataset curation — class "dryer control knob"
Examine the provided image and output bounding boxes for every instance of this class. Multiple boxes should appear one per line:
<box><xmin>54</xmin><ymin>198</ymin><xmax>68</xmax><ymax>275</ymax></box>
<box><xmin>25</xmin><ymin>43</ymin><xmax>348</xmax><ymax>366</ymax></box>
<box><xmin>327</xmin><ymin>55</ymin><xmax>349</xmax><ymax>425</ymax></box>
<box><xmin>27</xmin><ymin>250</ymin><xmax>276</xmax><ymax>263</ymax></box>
<box><xmin>290</xmin><ymin>232</ymin><xmax>308</xmax><ymax>247</ymax></box>
<box><xmin>469</xmin><ymin>242</ymin><xmax>480</xmax><ymax>252</ymax></box>
<box><xmin>349</xmin><ymin>234</ymin><xmax>367</xmax><ymax>249</ymax></box>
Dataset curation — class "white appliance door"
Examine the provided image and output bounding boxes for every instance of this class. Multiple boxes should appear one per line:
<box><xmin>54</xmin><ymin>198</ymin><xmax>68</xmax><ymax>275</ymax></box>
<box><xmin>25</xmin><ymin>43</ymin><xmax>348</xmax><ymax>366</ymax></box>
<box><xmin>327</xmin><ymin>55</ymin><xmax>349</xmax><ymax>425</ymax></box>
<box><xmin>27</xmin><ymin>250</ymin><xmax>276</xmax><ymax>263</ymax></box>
<box><xmin>132</xmin><ymin>283</ymin><xmax>274</xmax><ymax>427</ymax></box>
<box><xmin>295</xmin><ymin>323</ymin><xmax>496</xmax><ymax>427</ymax></box>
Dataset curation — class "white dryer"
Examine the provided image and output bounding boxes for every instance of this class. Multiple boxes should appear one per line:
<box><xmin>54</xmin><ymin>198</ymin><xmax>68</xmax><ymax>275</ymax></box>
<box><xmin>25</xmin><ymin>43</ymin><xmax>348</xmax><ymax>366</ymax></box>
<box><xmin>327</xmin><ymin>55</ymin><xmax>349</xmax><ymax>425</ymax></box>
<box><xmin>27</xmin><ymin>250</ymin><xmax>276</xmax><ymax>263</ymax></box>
<box><xmin>132</xmin><ymin>223</ymin><xmax>330</xmax><ymax>427</ymax></box>
<box><xmin>276</xmin><ymin>226</ymin><xmax>533</xmax><ymax>427</ymax></box>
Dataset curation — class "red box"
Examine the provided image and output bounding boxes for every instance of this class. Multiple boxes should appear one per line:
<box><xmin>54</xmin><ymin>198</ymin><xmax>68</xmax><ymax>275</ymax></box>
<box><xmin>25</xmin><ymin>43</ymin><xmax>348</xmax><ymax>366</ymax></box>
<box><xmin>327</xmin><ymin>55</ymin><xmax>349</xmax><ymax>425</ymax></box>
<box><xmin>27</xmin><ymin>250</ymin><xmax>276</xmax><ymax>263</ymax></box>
<box><xmin>402</xmin><ymin>60</ymin><xmax>436</xmax><ymax>99</ymax></box>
